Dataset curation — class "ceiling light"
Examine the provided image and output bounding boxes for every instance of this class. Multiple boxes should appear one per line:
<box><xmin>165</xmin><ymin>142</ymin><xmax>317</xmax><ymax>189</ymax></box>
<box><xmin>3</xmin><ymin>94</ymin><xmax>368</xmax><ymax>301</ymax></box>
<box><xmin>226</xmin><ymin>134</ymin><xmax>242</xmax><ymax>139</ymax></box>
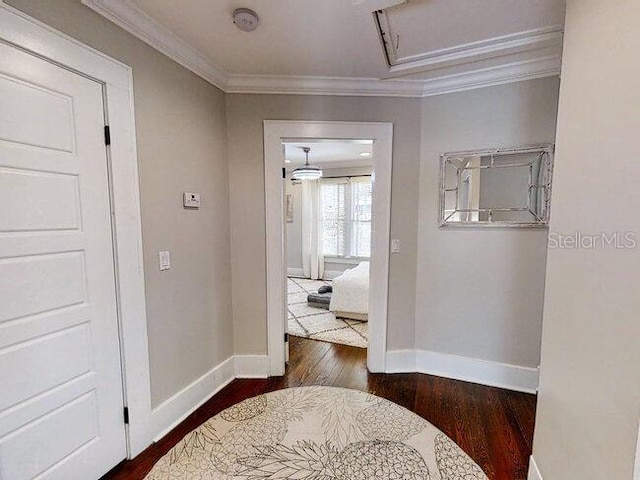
<box><xmin>284</xmin><ymin>159</ymin><xmax>291</xmax><ymax>163</ymax></box>
<box><xmin>358</xmin><ymin>152</ymin><xmax>372</xmax><ymax>157</ymax></box>
<box><xmin>233</xmin><ymin>8</ymin><xmax>259</xmax><ymax>32</ymax></box>
<box><xmin>291</xmin><ymin>147</ymin><xmax>322</xmax><ymax>181</ymax></box>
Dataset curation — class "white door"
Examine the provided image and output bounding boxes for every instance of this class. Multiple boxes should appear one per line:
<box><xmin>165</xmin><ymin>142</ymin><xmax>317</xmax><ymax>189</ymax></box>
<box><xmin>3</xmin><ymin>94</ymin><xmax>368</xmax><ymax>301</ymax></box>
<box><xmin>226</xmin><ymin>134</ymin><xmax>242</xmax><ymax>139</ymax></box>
<box><xmin>0</xmin><ymin>41</ymin><xmax>126</xmax><ymax>479</ymax></box>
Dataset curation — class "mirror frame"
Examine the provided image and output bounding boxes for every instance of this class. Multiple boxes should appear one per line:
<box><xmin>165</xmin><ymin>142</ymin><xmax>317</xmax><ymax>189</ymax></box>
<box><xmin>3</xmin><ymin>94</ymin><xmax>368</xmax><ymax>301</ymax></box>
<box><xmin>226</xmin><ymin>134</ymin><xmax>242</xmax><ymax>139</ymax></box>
<box><xmin>439</xmin><ymin>144</ymin><xmax>554</xmax><ymax>228</ymax></box>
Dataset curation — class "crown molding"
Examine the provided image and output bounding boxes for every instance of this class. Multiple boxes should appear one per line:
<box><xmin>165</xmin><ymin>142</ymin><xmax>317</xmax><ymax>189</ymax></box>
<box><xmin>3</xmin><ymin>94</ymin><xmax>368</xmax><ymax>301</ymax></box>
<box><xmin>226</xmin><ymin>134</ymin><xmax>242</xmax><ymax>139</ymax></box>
<box><xmin>420</xmin><ymin>55</ymin><xmax>562</xmax><ymax>97</ymax></box>
<box><xmin>227</xmin><ymin>55</ymin><xmax>561</xmax><ymax>97</ymax></box>
<box><xmin>81</xmin><ymin>0</ymin><xmax>228</xmax><ymax>90</ymax></box>
<box><xmin>82</xmin><ymin>0</ymin><xmax>561</xmax><ymax>98</ymax></box>
<box><xmin>225</xmin><ymin>74</ymin><xmax>425</xmax><ymax>97</ymax></box>
<box><xmin>384</xmin><ymin>25</ymin><xmax>563</xmax><ymax>79</ymax></box>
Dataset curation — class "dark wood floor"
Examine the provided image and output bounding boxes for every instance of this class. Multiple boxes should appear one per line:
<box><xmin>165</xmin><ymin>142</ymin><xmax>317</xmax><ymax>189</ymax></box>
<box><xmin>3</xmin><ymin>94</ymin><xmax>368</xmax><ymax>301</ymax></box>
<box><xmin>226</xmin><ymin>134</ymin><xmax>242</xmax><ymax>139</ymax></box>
<box><xmin>103</xmin><ymin>337</ymin><xmax>536</xmax><ymax>480</ymax></box>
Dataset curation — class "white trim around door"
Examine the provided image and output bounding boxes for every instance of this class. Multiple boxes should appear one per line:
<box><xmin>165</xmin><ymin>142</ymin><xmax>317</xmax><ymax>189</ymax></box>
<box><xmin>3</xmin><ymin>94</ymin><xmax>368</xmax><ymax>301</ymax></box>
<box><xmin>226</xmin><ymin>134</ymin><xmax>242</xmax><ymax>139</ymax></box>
<box><xmin>634</xmin><ymin>417</ymin><xmax>640</xmax><ymax>480</ymax></box>
<box><xmin>0</xmin><ymin>3</ymin><xmax>152</xmax><ymax>457</ymax></box>
<box><xmin>264</xmin><ymin>121</ymin><xmax>393</xmax><ymax>375</ymax></box>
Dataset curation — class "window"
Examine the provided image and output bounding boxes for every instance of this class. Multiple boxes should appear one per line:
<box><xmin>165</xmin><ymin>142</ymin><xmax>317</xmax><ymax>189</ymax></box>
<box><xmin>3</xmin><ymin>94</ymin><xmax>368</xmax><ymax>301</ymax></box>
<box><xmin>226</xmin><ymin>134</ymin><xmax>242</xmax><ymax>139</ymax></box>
<box><xmin>321</xmin><ymin>181</ymin><xmax>347</xmax><ymax>257</ymax></box>
<box><xmin>350</xmin><ymin>178</ymin><xmax>372</xmax><ymax>257</ymax></box>
<box><xmin>321</xmin><ymin>176</ymin><xmax>372</xmax><ymax>258</ymax></box>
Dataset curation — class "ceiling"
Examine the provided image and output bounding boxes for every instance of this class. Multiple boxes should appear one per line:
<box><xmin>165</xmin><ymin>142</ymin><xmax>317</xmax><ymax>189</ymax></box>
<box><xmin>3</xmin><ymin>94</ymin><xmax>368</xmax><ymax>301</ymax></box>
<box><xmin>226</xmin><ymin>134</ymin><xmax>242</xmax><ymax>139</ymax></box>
<box><xmin>82</xmin><ymin>0</ymin><xmax>566</xmax><ymax>96</ymax></box>
<box><xmin>284</xmin><ymin>141</ymin><xmax>373</xmax><ymax>169</ymax></box>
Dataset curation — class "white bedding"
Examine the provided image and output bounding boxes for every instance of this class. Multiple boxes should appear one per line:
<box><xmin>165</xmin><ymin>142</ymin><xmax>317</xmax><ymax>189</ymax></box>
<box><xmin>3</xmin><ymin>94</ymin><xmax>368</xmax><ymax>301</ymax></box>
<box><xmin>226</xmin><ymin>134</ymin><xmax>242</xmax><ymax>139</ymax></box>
<box><xmin>330</xmin><ymin>261</ymin><xmax>369</xmax><ymax>318</ymax></box>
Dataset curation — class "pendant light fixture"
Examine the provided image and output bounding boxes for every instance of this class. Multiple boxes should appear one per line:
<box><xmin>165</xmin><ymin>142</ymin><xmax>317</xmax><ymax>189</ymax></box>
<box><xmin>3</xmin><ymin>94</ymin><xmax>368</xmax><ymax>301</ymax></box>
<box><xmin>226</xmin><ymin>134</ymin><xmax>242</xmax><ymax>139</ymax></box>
<box><xmin>291</xmin><ymin>147</ymin><xmax>323</xmax><ymax>180</ymax></box>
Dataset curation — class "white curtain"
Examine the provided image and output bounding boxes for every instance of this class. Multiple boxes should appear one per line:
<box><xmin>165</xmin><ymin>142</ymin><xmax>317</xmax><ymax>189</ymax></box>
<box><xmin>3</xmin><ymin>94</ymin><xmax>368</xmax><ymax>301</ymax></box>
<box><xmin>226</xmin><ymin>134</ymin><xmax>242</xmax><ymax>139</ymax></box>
<box><xmin>301</xmin><ymin>179</ymin><xmax>324</xmax><ymax>280</ymax></box>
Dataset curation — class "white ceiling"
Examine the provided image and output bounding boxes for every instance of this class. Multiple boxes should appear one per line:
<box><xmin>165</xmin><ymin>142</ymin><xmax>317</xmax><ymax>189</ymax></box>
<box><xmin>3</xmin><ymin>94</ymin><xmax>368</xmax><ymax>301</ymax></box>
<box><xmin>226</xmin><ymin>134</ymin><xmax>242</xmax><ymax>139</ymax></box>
<box><xmin>284</xmin><ymin>141</ymin><xmax>373</xmax><ymax>169</ymax></box>
<box><xmin>83</xmin><ymin>0</ymin><xmax>566</xmax><ymax>96</ymax></box>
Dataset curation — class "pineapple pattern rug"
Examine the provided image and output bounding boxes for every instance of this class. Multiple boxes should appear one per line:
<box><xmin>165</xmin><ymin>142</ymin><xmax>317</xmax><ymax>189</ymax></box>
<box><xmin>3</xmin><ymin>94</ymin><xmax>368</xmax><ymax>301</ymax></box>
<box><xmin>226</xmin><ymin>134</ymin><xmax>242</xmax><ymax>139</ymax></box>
<box><xmin>145</xmin><ymin>386</ymin><xmax>487</xmax><ymax>480</ymax></box>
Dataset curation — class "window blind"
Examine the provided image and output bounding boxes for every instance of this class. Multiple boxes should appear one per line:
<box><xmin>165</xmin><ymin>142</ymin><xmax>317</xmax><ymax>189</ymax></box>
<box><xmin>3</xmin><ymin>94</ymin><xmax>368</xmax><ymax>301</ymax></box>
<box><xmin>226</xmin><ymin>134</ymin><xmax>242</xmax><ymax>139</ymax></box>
<box><xmin>351</xmin><ymin>177</ymin><xmax>372</xmax><ymax>258</ymax></box>
<box><xmin>321</xmin><ymin>180</ymin><xmax>347</xmax><ymax>257</ymax></box>
<box><xmin>321</xmin><ymin>176</ymin><xmax>372</xmax><ymax>259</ymax></box>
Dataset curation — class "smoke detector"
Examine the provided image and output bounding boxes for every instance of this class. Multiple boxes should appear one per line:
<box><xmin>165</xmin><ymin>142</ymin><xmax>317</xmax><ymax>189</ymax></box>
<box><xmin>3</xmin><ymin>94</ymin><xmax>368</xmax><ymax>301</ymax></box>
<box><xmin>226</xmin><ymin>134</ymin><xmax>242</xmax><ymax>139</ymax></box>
<box><xmin>233</xmin><ymin>8</ymin><xmax>259</xmax><ymax>32</ymax></box>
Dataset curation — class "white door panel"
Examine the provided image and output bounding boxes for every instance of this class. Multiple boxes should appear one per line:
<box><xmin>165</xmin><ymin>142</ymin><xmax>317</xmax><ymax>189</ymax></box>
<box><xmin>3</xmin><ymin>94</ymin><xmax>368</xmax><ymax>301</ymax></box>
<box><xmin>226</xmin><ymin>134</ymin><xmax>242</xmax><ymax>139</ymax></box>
<box><xmin>0</xmin><ymin>41</ymin><xmax>126</xmax><ymax>480</ymax></box>
<box><xmin>0</xmin><ymin>324</ymin><xmax>92</xmax><ymax>410</ymax></box>
<box><xmin>0</xmin><ymin>167</ymin><xmax>81</xmax><ymax>232</ymax></box>
<box><xmin>0</xmin><ymin>252</ymin><xmax>86</xmax><ymax>323</ymax></box>
<box><xmin>0</xmin><ymin>71</ymin><xmax>75</xmax><ymax>152</ymax></box>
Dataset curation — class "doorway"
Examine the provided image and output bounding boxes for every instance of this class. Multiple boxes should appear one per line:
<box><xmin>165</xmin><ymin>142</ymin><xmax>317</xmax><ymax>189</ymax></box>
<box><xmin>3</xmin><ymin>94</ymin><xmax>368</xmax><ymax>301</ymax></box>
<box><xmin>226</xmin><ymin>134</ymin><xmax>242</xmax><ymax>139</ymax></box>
<box><xmin>284</xmin><ymin>140</ymin><xmax>372</xmax><ymax>352</ymax></box>
<box><xmin>263</xmin><ymin>121</ymin><xmax>393</xmax><ymax>375</ymax></box>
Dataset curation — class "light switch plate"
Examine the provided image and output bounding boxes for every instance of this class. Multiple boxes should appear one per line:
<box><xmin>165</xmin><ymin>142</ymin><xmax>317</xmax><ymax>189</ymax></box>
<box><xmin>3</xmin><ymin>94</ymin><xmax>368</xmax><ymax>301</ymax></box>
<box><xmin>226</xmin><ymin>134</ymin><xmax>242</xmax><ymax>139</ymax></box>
<box><xmin>159</xmin><ymin>251</ymin><xmax>171</xmax><ymax>271</ymax></box>
<box><xmin>391</xmin><ymin>239</ymin><xmax>400</xmax><ymax>253</ymax></box>
<box><xmin>183</xmin><ymin>192</ymin><xmax>201</xmax><ymax>209</ymax></box>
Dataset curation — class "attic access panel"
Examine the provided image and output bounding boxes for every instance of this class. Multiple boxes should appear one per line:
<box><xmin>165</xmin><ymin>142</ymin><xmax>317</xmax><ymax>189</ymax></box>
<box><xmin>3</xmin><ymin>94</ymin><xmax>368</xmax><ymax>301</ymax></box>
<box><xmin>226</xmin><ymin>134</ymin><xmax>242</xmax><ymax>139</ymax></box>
<box><xmin>373</xmin><ymin>0</ymin><xmax>565</xmax><ymax>73</ymax></box>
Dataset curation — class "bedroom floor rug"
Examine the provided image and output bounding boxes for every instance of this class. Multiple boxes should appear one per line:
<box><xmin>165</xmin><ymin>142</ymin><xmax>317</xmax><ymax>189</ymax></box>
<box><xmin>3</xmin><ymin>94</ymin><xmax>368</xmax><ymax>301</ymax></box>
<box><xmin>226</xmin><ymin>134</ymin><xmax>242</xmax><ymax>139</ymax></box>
<box><xmin>287</xmin><ymin>277</ymin><xmax>367</xmax><ymax>349</ymax></box>
<box><xmin>144</xmin><ymin>386</ymin><xmax>488</xmax><ymax>480</ymax></box>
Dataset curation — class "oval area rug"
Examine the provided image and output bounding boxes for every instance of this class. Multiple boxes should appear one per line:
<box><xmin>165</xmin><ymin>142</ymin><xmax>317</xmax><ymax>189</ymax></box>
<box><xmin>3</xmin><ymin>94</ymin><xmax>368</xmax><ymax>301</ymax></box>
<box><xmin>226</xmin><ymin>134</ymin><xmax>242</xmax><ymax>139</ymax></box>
<box><xmin>145</xmin><ymin>386</ymin><xmax>488</xmax><ymax>479</ymax></box>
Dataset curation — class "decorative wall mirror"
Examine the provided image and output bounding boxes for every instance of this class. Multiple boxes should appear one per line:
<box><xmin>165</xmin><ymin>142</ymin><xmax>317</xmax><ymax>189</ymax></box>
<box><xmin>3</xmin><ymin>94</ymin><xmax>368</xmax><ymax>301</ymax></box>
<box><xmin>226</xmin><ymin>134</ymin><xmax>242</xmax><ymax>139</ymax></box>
<box><xmin>439</xmin><ymin>144</ymin><xmax>554</xmax><ymax>227</ymax></box>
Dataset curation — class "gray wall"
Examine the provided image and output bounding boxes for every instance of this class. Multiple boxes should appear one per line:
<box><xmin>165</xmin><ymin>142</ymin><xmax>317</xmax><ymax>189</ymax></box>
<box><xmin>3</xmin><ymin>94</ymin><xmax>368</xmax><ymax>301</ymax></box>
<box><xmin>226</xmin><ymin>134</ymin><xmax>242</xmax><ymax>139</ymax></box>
<box><xmin>532</xmin><ymin>0</ymin><xmax>640</xmax><ymax>478</ymax></box>
<box><xmin>7</xmin><ymin>0</ymin><xmax>234</xmax><ymax>407</ymax></box>
<box><xmin>415</xmin><ymin>77</ymin><xmax>560</xmax><ymax>369</ymax></box>
<box><xmin>228</xmin><ymin>82</ymin><xmax>559</xmax><ymax>366</ymax></box>
<box><xmin>285</xmin><ymin>179</ymin><xmax>304</xmax><ymax>272</ymax></box>
<box><xmin>226</xmin><ymin>95</ymin><xmax>422</xmax><ymax>355</ymax></box>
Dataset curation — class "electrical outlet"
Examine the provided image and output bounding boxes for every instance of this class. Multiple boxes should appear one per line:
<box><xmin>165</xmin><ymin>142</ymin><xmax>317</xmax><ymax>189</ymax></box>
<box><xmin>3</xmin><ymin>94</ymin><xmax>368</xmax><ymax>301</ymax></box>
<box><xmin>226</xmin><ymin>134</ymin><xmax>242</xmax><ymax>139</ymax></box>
<box><xmin>183</xmin><ymin>192</ymin><xmax>201</xmax><ymax>209</ymax></box>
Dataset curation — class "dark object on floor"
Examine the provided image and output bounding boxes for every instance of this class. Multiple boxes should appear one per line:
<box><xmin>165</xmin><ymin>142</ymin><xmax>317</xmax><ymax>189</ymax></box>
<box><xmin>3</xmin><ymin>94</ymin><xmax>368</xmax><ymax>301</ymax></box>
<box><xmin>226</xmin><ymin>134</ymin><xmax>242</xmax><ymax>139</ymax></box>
<box><xmin>318</xmin><ymin>285</ymin><xmax>332</xmax><ymax>294</ymax></box>
<box><xmin>307</xmin><ymin>290</ymin><xmax>331</xmax><ymax>309</ymax></box>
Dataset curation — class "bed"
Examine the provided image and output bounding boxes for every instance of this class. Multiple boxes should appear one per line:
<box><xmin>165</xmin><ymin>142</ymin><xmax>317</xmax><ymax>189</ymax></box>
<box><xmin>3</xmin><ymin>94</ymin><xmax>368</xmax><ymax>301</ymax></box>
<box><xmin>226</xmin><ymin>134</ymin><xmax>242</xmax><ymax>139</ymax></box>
<box><xmin>329</xmin><ymin>261</ymin><xmax>369</xmax><ymax>321</ymax></box>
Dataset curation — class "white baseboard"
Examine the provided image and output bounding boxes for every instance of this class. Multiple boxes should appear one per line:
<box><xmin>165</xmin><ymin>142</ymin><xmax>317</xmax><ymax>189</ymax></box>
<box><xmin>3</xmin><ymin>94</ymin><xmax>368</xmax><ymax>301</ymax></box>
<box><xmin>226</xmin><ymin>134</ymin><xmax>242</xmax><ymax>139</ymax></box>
<box><xmin>385</xmin><ymin>349</ymin><xmax>417</xmax><ymax>372</ymax></box>
<box><xmin>415</xmin><ymin>350</ymin><xmax>539</xmax><ymax>393</ymax></box>
<box><xmin>385</xmin><ymin>349</ymin><xmax>539</xmax><ymax>394</ymax></box>
<box><xmin>148</xmin><ymin>349</ymin><xmax>536</xmax><ymax>448</ymax></box>
<box><xmin>234</xmin><ymin>355</ymin><xmax>269</xmax><ymax>378</ymax></box>
<box><xmin>322</xmin><ymin>270</ymin><xmax>344</xmax><ymax>280</ymax></box>
<box><xmin>287</xmin><ymin>267</ymin><xmax>304</xmax><ymax>278</ymax></box>
<box><xmin>634</xmin><ymin>418</ymin><xmax>640</xmax><ymax>480</ymax></box>
<box><xmin>150</xmin><ymin>356</ymin><xmax>235</xmax><ymax>441</ymax></box>
<box><xmin>528</xmin><ymin>455</ymin><xmax>543</xmax><ymax>480</ymax></box>
<box><xmin>286</xmin><ymin>268</ymin><xmax>343</xmax><ymax>281</ymax></box>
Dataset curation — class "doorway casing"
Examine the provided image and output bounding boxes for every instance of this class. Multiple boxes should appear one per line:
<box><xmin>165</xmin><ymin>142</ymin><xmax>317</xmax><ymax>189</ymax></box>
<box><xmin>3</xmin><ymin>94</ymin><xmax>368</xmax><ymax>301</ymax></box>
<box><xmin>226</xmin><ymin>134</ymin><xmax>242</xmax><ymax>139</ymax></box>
<box><xmin>264</xmin><ymin>121</ymin><xmax>393</xmax><ymax>374</ymax></box>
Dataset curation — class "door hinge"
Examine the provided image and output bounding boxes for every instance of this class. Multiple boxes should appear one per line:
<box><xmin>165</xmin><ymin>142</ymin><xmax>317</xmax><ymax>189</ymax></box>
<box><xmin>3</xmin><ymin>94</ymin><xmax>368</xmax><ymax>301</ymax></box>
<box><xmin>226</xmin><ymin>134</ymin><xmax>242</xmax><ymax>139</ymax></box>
<box><xmin>104</xmin><ymin>125</ymin><xmax>111</xmax><ymax>146</ymax></box>
<box><xmin>284</xmin><ymin>333</ymin><xmax>289</xmax><ymax>342</ymax></box>
<box><xmin>123</xmin><ymin>407</ymin><xmax>130</xmax><ymax>425</ymax></box>
<box><xmin>282</xmin><ymin>167</ymin><xmax>286</xmax><ymax>179</ymax></box>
